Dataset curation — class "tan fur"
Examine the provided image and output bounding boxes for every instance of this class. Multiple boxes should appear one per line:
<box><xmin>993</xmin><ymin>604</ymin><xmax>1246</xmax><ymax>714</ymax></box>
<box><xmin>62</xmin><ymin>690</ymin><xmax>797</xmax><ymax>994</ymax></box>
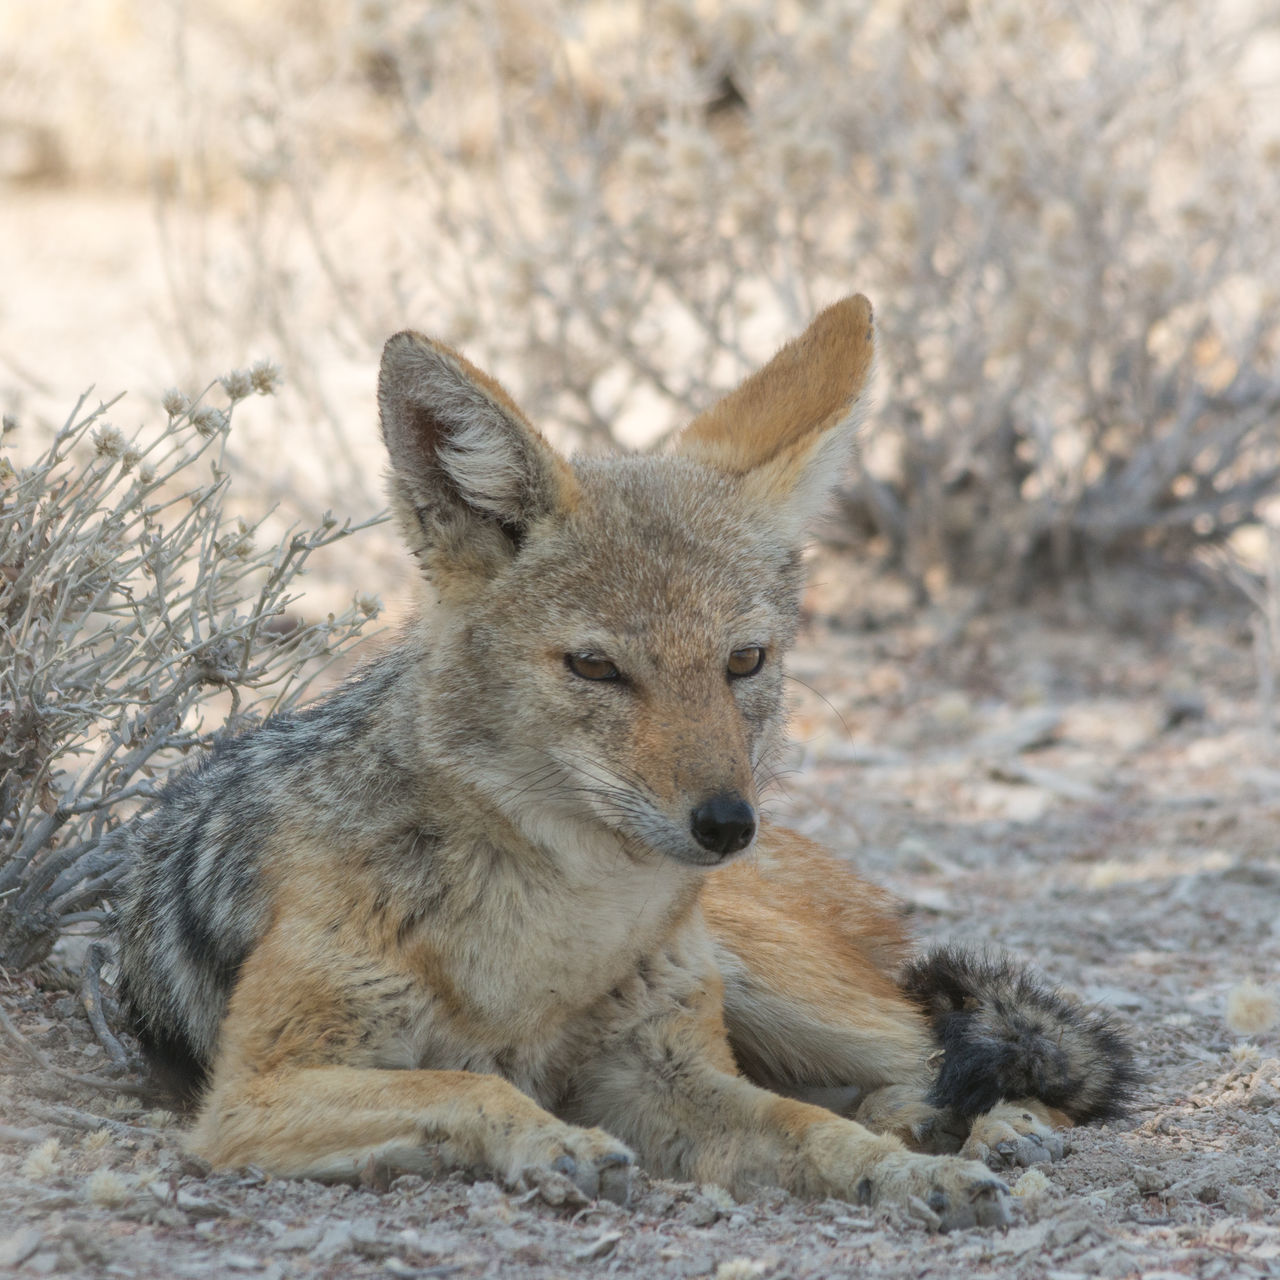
<box><xmin>704</xmin><ymin>831</ymin><xmax>933</xmax><ymax>1094</ymax></box>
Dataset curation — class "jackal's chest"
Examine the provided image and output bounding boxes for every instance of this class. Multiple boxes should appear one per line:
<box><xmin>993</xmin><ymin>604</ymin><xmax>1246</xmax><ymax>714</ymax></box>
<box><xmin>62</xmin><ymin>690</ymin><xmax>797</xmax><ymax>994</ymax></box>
<box><xmin>379</xmin><ymin>850</ymin><xmax>709</xmax><ymax>1104</ymax></box>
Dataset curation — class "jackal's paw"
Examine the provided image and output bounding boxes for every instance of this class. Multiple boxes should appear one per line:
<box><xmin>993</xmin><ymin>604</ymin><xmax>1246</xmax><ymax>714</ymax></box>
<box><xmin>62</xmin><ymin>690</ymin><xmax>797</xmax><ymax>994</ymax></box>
<box><xmin>862</xmin><ymin>1152</ymin><xmax>1011</xmax><ymax>1232</ymax></box>
<box><xmin>961</xmin><ymin>1101</ymin><xmax>1066</xmax><ymax>1172</ymax></box>
<box><xmin>508</xmin><ymin>1123</ymin><xmax>635</xmax><ymax>1206</ymax></box>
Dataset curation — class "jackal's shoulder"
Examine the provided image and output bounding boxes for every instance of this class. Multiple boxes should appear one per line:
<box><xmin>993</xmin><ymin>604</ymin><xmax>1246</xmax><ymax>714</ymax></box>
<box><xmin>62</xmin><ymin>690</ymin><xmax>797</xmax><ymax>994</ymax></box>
<box><xmin>135</xmin><ymin>644</ymin><xmax>421</xmax><ymax>831</ymax></box>
<box><xmin>115</xmin><ymin>643</ymin><xmax>438</xmax><ymax>1086</ymax></box>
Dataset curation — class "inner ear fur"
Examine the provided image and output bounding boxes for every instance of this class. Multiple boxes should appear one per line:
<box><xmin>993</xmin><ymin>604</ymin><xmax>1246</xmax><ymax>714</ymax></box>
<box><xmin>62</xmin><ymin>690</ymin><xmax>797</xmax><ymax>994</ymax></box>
<box><xmin>377</xmin><ymin>331</ymin><xmax>578</xmax><ymax>563</ymax></box>
<box><xmin>674</xmin><ymin>294</ymin><xmax>875</xmax><ymax>497</ymax></box>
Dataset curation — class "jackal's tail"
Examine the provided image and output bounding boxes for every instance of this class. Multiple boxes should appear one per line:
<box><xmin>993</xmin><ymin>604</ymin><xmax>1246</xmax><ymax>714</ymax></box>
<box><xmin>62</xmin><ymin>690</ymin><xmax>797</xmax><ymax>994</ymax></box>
<box><xmin>901</xmin><ymin>945</ymin><xmax>1139</xmax><ymax>1123</ymax></box>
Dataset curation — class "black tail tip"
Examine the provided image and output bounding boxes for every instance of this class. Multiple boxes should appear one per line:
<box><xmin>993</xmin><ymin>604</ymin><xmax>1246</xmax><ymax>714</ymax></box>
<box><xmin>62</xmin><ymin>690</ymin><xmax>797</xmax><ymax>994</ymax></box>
<box><xmin>901</xmin><ymin>944</ymin><xmax>1141</xmax><ymax>1123</ymax></box>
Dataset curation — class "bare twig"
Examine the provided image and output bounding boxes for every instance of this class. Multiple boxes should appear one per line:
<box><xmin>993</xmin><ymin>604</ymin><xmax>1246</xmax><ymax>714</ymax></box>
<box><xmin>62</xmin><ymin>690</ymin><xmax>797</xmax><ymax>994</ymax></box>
<box><xmin>80</xmin><ymin>942</ymin><xmax>130</xmax><ymax>1069</ymax></box>
<box><xmin>0</xmin><ymin>1001</ymin><xmax>149</xmax><ymax>1095</ymax></box>
<box><xmin>14</xmin><ymin>1099</ymin><xmax>166</xmax><ymax>1139</ymax></box>
<box><xmin>0</xmin><ymin>1123</ymin><xmax>54</xmax><ymax>1145</ymax></box>
<box><xmin>170</xmin><ymin>0</ymin><xmax>1280</xmax><ymax>591</ymax></box>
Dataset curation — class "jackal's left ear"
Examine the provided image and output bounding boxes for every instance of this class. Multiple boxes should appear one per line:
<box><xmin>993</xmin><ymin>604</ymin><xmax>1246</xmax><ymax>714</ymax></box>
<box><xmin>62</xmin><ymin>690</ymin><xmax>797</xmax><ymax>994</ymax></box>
<box><xmin>674</xmin><ymin>295</ymin><xmax>875</xmax><ymax>541</ymax></box>
<box><xmin>378</xmin><ymin>332</ymin><xmax>578</xmax><ymax>578</ymax></box>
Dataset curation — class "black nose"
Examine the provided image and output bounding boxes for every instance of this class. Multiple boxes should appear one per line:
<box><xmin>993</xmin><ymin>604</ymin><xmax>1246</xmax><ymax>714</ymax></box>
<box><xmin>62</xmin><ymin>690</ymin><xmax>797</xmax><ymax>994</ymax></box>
<box><xmin>690</xmin><ymin>794</ymin><xmax>757</xmax><ymax>856</ymax></box>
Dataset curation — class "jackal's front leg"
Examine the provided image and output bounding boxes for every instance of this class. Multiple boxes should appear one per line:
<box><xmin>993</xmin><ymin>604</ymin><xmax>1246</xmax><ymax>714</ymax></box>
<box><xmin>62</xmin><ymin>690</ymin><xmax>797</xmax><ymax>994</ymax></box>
<box><xmin>567</xmin><ymin>934</ymin><xmax>1010</xmax><ymax>1230</ymax></box>
<box><xmin>190</xmin><ymin>925</ymin><xmax>634</xmax><ymax>1201</ymax></box>
<box><xmin>191</xmin><ymin>1063</ymin><xmax>633</xmax><ymax>1200</ymax></box>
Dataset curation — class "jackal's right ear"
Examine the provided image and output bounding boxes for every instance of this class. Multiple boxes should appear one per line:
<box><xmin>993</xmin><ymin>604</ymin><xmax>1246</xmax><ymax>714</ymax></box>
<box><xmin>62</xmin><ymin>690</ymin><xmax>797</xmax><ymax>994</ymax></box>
<box><xmin>377</xmin><ymin>332</ymin><xmax>578</xmax><ymax>580</ymax></box>
<box><xmin>673</xmin><ymin>295</ymin><xmax>875</xmax><ymax>543</ymax></box>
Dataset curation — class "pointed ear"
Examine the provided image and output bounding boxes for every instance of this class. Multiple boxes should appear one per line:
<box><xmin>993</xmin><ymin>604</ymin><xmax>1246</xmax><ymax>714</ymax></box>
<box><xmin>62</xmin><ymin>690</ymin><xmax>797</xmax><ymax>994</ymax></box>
<box><xmin>674</xmin><ymin>295</ymin><xmax>875</xmax><ymax>540</ymax></box>
<box><xmin>377</xmin><ymin>332</ymin><xmax>578</xmax><ymax>580</ymax></box>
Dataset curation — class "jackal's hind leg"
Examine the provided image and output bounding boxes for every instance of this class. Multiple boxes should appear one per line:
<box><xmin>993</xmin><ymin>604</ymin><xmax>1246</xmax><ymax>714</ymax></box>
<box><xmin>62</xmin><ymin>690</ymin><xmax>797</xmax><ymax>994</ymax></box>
<box><xmin>853</xmin><ymin>1083</ymin><xmax>969</xmax><ymax>1155</ymax></box>
<box><xmin>703</xmin><ymin>846</ymin><xmax>933</xmax><ymax>1099</ymax></box>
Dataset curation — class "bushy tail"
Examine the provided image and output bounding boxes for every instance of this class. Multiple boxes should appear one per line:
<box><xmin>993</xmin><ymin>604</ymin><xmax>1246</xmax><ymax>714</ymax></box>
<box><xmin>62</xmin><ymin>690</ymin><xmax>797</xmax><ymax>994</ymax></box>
<box><xmin>900</xmin><ymin>945</ymin><xmax>1139</xmax><ymax>1123</ymax></box>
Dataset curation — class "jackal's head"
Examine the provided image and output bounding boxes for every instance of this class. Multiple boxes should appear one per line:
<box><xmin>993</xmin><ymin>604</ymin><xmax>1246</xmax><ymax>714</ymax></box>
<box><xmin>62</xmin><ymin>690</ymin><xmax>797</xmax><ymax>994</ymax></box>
<box><xmin>377</xmin><ymin>297</ymin><xmax>874</xmax><ymax>869</ymax></box>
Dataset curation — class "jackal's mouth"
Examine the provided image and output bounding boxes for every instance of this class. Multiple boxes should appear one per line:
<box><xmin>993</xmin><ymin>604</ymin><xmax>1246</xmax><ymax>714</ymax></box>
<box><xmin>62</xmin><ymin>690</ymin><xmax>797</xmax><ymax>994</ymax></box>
<box><xmin>521</xmin><ymin>750</ymin><xmax>757</xmax><ymax>868</ymax></box>
<box><xmin>659</xmin><ymin>839</ymin><xmax>757</xmax><ymax>869</ymax></box>
<box><xmin>613</xmin><ymin>800</ymin><xmax>757</xmax><ymax>870</ymax></box>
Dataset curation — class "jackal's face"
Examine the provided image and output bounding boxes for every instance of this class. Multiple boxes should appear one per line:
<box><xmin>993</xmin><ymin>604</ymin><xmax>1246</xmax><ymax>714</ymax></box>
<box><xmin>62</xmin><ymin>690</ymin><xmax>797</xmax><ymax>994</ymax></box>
<box><xmin>378</xmin><ymin>298</ymin><xmax>875</xmax><ymax>869</ymax></box>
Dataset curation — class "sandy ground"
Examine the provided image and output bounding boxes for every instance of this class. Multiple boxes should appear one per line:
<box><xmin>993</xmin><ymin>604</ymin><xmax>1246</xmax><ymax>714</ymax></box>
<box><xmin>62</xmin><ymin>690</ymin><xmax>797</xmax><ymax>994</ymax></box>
<box><xmin>2</xmin><ymin>565</ymin><xmax>1278</xmax><ymax>1279</ymax></box>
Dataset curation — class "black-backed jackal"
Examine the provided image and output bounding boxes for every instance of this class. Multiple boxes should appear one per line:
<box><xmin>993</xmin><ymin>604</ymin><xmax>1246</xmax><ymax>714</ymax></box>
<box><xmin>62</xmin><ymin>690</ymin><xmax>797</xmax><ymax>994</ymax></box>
<box><xmin>117</xmin><ymin>297</ymin><xmax>1134</xmax><ymax>1229</ymax></box>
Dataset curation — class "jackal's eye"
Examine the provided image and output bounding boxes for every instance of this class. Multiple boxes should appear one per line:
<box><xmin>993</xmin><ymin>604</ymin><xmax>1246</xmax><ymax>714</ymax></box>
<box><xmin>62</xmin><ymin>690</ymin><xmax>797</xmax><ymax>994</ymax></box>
<box><xmin>727</xmin><ymin>646</ymin><xmax>766</xmax><ymax>678</ymax></box>
<box><xmin>566</xmin><ymin>653</ymin><xmax>621</xmax><ymax>682</ymax></box>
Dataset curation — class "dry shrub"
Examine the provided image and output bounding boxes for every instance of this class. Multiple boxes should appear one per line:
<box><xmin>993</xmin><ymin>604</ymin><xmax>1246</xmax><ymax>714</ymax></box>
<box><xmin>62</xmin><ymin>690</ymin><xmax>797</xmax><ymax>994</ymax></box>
<box><xmin>0</xmin><ymin>373</ymin><xmax>381</xmax><ymax>969</ymax></box>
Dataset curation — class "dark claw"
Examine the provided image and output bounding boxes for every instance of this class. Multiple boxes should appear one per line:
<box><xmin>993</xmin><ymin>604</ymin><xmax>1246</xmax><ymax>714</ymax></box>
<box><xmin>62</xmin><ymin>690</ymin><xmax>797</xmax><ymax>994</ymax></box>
<box><xmin>597</xmin><ymin>1153</ymin><xmax>634</xmax><ymax>1206</ymax></box>
<box><xmin>928</xmin><ymin>1176</ymin><xmax>1010</xmax><ymax>1231</ymax></box>
<box><xmin>955</xmin><ymin>1180</ymin><xmax>1011</xmax><ymax>1231</ymax></box>
<box><xmin>972</xmin><ymin>1181</ymin><xmax>1012</xmax><ymax>1229</ymax></box>
<box><xmin>551</xmin><ymin>1153</ymin><xmax>598</xmax><ymax>1199</ymax></box>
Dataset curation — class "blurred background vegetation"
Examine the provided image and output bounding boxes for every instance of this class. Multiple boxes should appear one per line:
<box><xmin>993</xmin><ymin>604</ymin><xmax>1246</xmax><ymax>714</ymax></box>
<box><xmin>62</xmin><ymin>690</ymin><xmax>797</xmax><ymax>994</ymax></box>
<box><xmin>2</xmin><ymin>0</ymin><xmax>1280</xmax><ymax>968</ymax></box>
<box><xmin>3</xmin><ymin>0</ymin><xmax>1279</xmax><ymax>594</ymax></box>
